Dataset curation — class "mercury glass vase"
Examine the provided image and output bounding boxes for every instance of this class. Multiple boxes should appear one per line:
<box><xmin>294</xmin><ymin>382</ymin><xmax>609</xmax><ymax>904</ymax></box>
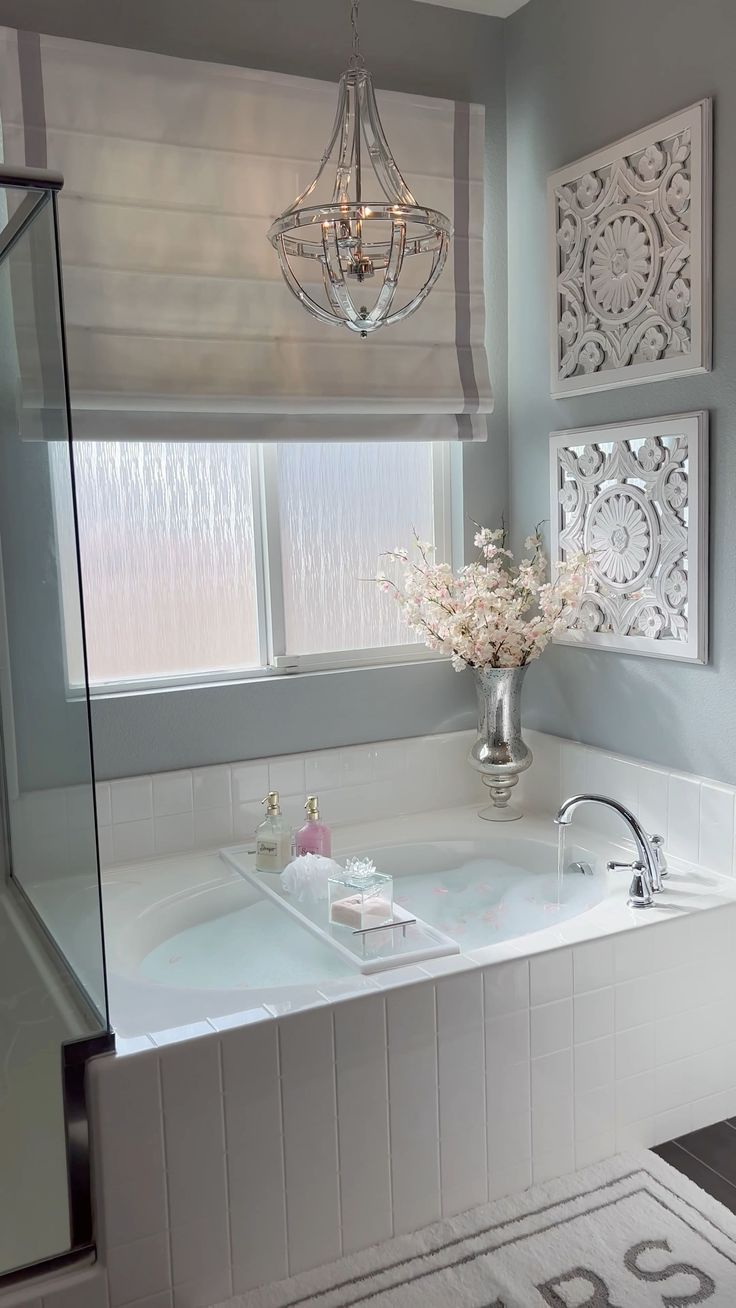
<box><xmin>468</xmin><ymin>666</ymin><xmax>533</xmax><ymax>821</ymax></box>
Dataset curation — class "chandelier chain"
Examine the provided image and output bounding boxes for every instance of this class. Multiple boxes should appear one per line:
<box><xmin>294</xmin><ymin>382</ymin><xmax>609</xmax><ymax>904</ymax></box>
<box><xmin>349</xmin><ymin>0</ymin><xmax>365</xmax><ymax>68</ymax></box>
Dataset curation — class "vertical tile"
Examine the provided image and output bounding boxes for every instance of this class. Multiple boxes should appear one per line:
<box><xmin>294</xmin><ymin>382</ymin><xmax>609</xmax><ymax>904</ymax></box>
<box><xmin>224</xmin><ymin>1021</ymin><xmax>288</xmax><ymax>1293</ymax></box>
<box><xmin>111</xmin><ymin>777</ymin><xmax>153</xmax><ymax>824</ymax></box>
<box><xmin>231</xmin><ymin>761</ymin><xmax>270</xmax><ymax>806</ymax></box>
<box><xmin>106</xmin><ymin>1233</ymin><xmax>170</xmax><ymax>1307</ymax></box>
<box><xmin>667</xmin><ymin>774</ymin><xmax>701</xmax><ymax>865</ymax></box>
<box><xmin>279</xmin><ymin>1009</ymin><xmax>340</xmax><ymax>1274</ymax></box>
<box><xmin>90</xmin><ymin>1052</ymin><xmax>167</xmax><ymax>1248</ymax></box>
<box><xmin>192</xmin><ymin>766</ymin><xmax>232</xmax><ymax>810</ymax></box>
<box><xmin>159</xmin><ymin>1038</ymin><xmax>228</xmax><ymax>1243</ymax></box>
<box><xmin>437</xmin><ymin>973</ymin><xmax>487</xmax><ymax>1214</ymax></box>
<box><xmin>387</xmin><ymin>984</ymin><xmax>441</xmax><ymax>1235</ymax></box>
<box><xmin>530</xmin><ymin>948</ymin><xmax>573</xmax><ymax>1006</ymax></box>
<box><xmin>334</xmin><ymin>996</ymin><xmax>392</xmax><ymax>1253</ymax></box>
<box><xmin>193</xmin><ymin>806</ymin><xmax>233</xmax><ymax>848</ymax></box>
<box><xmin>483</xmin><ymin>959</ymin><xmax>529</xmax><ymax>1017</ymax></box>
<box><xmin>152</xmin><ymin>771</ymin><xmax>193</xmax><ymax>818</ymax></box>
<box><xmin>154</xmin><ymin>812</ymin><xmax>195</xmax><ymax>856</ymax></box>
<box><xmin>699</xmin><ymin>783</ymin><xmax>735</xmax><ymax>875</ymax></box>
<box><xmin>112</xmin><ymin>818</ymin><xmax>155</xmax><ymax>863</ymax></box>
<box><xmin>268</xmin><ymin>756</ymin><xmax>306</xmax><ymax>798</ymax></box>
<box><xmin>637</xmin><ymin>766</ymin><xmax>669</xmax><ymax>839</ymax></box>
<box><xmin>573</xmin><ymin>939</ymin><xmax>614</xmax><ymax>994</ymax></box>
<box><xmin>531</xmin><ymin>1049</ymin><xmax>573</xmax><ymax>1170</ymax></box>
<box><xmin>573</xmin><ymin>988</ymin><xmax>614</xmax><ymax>1045</ymax></box>
<box><xmin>530</xmin><ymin>999</ymin><xmax>573</xmax><ymax>1060</ymax></box>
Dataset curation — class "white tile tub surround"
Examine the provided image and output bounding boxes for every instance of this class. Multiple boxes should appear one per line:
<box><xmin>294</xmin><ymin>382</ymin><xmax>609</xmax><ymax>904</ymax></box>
<box><xmin>7</xmin><ymin>898</ymin><xmax>736</xmax><ymax>1308</ymax></box>
<box><xmin>16</xmin><ymin>724</ymin><xmax>736</xmax><ymax>882</ymax></box>
<box><xmin>96</xmin><ymin>731</ymin><xmax>479</xmax><ymax>867</ymax></box>
<box><xmin>64</xmin><ymin>909</ymin><xmax>736</xmax><ymax>1308</ymax></box>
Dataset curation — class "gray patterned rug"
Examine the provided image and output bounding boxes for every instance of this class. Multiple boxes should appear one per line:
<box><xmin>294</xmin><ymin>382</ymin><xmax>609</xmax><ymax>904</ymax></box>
<box><xmin>217</xmin><ymin>1152</ymin><xmax>736</xmax><ymax>1307</ymax></box>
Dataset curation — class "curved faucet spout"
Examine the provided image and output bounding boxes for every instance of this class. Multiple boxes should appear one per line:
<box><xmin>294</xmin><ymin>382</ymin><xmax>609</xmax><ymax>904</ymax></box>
<box><xmin>554</xmin><ymin>793</ymin><xmax>662</xmax><ymax>903</ymax></box>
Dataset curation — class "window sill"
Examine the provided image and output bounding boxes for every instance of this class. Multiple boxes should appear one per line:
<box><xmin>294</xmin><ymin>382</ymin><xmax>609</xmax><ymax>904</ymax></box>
<box><xmin>87</xmin><ymin>656</ymin><xmax>474</xmax><ymax>780</ymax></box>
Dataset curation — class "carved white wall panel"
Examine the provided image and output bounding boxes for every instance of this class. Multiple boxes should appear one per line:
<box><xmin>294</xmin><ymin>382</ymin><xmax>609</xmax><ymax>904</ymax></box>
<box><xmin>550</xmin><ymin>413</ymin><xmax>708</xmax><ymax>663</ymax></box>
<box><xmin>549</xmin><ymin>101</ymin><xmax>712</xmax><ymax>397</ymax></box>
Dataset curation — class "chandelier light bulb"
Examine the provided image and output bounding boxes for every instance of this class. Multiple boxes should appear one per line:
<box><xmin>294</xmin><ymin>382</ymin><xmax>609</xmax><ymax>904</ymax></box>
<box><xmin>267</xmin><ymin>1</ymin><xmax>453</xmax><ymax>336</ymax></box>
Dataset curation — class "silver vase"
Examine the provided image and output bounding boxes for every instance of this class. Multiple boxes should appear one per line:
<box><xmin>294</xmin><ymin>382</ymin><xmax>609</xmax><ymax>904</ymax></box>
<box><xmin>468</xmin><ymin>666</ymin><xmax>533</xmax><ymax>821</ymax></box>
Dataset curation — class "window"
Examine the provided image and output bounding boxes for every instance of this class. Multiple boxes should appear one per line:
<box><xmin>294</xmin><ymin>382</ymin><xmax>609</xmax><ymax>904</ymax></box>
<box><xmin>53</xmin><ymin>440</ymin><xmax>455</xmax><ymax>692</ymax></box>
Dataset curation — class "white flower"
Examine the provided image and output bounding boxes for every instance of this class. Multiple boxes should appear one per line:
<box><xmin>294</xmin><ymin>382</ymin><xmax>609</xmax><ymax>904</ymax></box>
<box><xmin>666</xmin><ymin>277</ymin><xmax>691</xmax><ymax>321</ymax></box>
<box><xmin>589</xmin><ymin>214</ymin><xmax>652</xmax><ymax>316</ymax></box>
<box><xmin>665</xmin><ymin>567</ymin><xmax>688</xmax><ymax>607</ymax></box>
<box><xmin>664</xmin><ymin>470</ymin><xmax>688</xmax><ymax>510</ymax></box>
<box><xmin>579</xmin><ymin>341</ymin><xmax>604</xmax><ymax>373</ymax></box>
<box><xmin>557</xmin><ymin>216</ymin><xmax>577</xmax><ymax>256</ymax></box>
<box><xmin>637</xmin><ymin>606</ymin><xmax>666</xmax><ymax>638</ymax></box>
<box><xmin>376</xmin><ymin>527</ymin><xmax>588</xmax><ymax>671</ymax></box>
<box><xmin>640</xmin><ymin>324</ymin><xmax>667</xmax><ymax>361</ymax></box>
<box><xmin>577</xmin><ymin>444</ymin><xmax>603</xmax><ymax>477</ymax></box>
<box><xmin>590</xmin><ymin>493</ymin><xmax>650</xmax><ymax>585</ymax></box>
<box><xmin>637</xmin><ymin>143</ymin><xmax>665</xmax><ymax>181</ymax></box>
<box><xmin>667</xmin><ymin>172</ymin><xmax>691</xmax><ymax>213</ymax></box>
<box><xmin>559</xmin><ymin>309</ymin><xmax>578</xmax><ymax>346</ymax></box>
<box><xmin>637</xmin><ymin>437</ymin><xmax>665</xmax><ymax>472</ymax></box>
<box><xmin>576</xmin><ymin>171</ymin><xmax>602</xmax><ymax>206</ymax></box>
<box><xmin>559</xmin><ymin>481</ymin><xmax>579</xmax><ymax>514</ymax></box>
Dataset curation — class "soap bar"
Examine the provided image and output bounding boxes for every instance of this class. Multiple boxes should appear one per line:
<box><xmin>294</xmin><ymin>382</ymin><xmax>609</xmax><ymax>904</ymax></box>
<box><xmin>330</xmin><ymin>894</ymin><xmax>393</xmax><ymax>928</ymax></box>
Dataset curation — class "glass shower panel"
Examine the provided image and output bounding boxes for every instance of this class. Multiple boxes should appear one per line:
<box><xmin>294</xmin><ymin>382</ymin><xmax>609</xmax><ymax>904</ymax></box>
<box><xmin>0</xmin><ymin>179</ymin><xmax>110</xmax><ymax>1275</ymax></box>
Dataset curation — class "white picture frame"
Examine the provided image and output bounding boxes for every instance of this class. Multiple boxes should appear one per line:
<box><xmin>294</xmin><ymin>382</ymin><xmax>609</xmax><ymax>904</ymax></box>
<box><xmin>549</xmin><ymin>100</ymin><xmax>712</xmax><ymax>397</ymax></box>
<box><xmin>550</xmin><ymin>412</ymin><xmax>709</xmax><ymax>664</ymax></box>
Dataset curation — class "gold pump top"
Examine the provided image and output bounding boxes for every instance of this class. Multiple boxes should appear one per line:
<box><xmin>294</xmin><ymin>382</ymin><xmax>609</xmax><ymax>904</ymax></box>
<box><xmin>304</xmin><ymin>795</ymin><xmax>320</xmax><ymax>820</ymax></box>
<box><xmin>263</xmin><ymin>791</ymin><xmax>281</xmax><ymax>816</ymax></box>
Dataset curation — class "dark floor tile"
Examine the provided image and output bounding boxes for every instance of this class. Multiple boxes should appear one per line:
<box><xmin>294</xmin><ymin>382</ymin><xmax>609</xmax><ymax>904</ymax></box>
<box><xmin>673</xmin><ymin>1122</ymin><xmax>736</xmax><ymax>1184</ymax></box>
<box><xmin>654</xmin><ymin>1140</ymin><xmax>736</xmax><ymax>1214</ymax></box>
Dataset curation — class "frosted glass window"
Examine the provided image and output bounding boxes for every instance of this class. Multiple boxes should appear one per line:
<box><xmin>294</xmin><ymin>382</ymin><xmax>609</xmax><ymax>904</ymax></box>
<box><xmin>277</xmin><ymin>443</ymin><xmax>434</xmax><ymax>655</ymax></box>
<box><xmin>70</xmin><ymin>442</ymin><xmax>259</xmax><ymax>685</ymax></box>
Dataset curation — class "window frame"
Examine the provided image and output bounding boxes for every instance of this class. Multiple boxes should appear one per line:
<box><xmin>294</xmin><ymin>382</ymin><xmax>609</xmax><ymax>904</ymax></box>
<box><xmin>55</xmin><ymin>439</ymin><xmax>458</xmax><ymax>698</ymax></box>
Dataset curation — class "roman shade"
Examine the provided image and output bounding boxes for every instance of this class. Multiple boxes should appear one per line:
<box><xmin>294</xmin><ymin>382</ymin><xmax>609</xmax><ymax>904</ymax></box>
<box><xmin>0</xmin><ymin>27</ymin><xmax>493</xmax><ymax>441</ymax></box>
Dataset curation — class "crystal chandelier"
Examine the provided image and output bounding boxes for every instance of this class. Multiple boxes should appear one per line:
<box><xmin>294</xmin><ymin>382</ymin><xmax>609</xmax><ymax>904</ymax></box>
<box><xmin>268</xmin><ymin>0</ymin><xmax>453</xmax><ymax>336</ymax></box>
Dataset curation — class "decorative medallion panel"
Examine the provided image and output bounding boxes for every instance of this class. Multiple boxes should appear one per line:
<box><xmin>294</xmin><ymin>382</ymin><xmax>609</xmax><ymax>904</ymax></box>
<box><xmin>549</xmin><ymin>101</ymin><xmax>712</xmax><ymax>396</ymax></box>
<box><xmin>550</xmin><ymin>413</ymin><xmax>708</xmax><ymax>663</ymax></box>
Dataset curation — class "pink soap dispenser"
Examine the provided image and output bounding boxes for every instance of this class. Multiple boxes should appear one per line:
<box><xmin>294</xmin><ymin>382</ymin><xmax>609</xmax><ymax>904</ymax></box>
<box><xmin>295</xmin><ymin>795</ymin><xmax>332</xmax><ymax>857</ymax></box>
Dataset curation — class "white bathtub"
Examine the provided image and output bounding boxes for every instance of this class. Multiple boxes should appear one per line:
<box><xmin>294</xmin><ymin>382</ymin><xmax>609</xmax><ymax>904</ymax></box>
<box><xmin>93</xmin><ymin>805</ymin><xmax>736</xmax><ymax>1039</ymax></box>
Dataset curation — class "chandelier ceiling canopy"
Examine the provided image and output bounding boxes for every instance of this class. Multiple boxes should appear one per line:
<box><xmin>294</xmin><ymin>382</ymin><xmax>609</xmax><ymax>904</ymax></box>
<box><xmin>268</xmin><ymin>0</ymin><xmax>453</xmax><ymax>336</ymax></box>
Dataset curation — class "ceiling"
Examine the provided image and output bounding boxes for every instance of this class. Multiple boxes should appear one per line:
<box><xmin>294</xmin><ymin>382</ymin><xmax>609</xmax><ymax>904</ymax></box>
<box><xmin>413</xmin><ymin>0</ymin><xmax>531</xmax><ymax>16</ymax></box>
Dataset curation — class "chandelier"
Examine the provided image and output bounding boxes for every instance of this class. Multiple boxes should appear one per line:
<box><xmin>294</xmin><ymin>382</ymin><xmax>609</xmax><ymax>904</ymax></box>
<box><xmin>268</xmin><ymin>0</ymin><xmax>453</xmax><ymax>337</ymax></box>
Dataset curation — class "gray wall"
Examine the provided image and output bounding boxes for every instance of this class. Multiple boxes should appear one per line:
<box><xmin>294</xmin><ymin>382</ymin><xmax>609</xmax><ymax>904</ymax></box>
<box><xmin>506</xmin><ymin>0</ymin><xmax>736</xmax><ymax>785</ymax></box>
<box><xmin>0</xmin><ymin>0</ymin><xmax>509</xmax><ymax>780</ymax></box>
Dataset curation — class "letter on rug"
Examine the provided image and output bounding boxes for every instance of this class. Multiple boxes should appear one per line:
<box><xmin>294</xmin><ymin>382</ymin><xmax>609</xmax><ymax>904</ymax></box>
<box><xmin>537</xmin><ymin>1268</ymin><xmax>622</xmax><ymax>1307</ymax></box>
<box><xmin>624</xmin><ymin>1240</ymin><xmax>715</xmax><ymax>1305</ymax></box>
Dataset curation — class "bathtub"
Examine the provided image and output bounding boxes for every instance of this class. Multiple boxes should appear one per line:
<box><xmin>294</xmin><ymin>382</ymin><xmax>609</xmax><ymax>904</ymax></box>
<box><xmin>66</xmin><ymin>798</ymin><xmax>736</xmax><ymax>1308</ymax></box>
<box><xmin>93</xmin><ymin>804</ymin><xmax>736</xmax><ymax>1039</ymax></box>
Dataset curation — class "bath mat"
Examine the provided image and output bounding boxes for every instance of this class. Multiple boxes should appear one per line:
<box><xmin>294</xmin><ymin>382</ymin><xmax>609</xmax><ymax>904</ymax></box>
<box><xmin>213</xmin><ymin>1151</ymin><xmax>736</xmax><ymax>1307</ymax></box>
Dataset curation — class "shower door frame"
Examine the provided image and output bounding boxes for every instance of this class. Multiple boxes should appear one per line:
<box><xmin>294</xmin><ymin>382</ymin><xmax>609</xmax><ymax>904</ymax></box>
<box><xmin>0</xmin><ymin>164</ymin><xmax>115</xmax><ymax>1290</ymax></box>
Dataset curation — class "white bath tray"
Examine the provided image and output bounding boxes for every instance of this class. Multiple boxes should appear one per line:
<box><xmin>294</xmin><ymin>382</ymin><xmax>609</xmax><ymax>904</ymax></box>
<box><xmin>219</xmin><ymin>845</ymin><xmax>461</xmax><ymax>974</ymax></box>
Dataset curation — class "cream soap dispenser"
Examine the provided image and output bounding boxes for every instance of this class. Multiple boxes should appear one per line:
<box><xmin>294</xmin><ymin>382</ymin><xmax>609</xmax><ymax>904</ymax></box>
<box><xmin>255</xmin><ymin>791</ymin><xmax>292</xmax><ymax>873</ymax></box>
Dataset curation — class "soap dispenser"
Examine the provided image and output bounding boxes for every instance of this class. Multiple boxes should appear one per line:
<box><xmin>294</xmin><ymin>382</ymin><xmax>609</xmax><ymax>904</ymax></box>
<box><xmin>295</xmin><ymin>795</ymin><xmax>332</xmax><ymax>857</ymax></box>
<box><xmin>255</xmin><ymin>792</ymin><xmax>292</xmax><ymax>873</ymax></box>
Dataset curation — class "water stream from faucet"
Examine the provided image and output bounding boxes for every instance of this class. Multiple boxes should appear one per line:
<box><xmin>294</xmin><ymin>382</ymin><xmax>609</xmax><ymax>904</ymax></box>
<box><xmin>556</xmin><ymin>823</ymin><xmax>566</xmax><ymax>908</ymax></box>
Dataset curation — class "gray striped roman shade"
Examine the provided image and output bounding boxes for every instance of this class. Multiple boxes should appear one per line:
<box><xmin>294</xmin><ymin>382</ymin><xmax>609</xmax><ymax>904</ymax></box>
<box><xmin>0</xmin><ymin>27</ymin><xmax>493</xmax><ymax>441</ymax></box>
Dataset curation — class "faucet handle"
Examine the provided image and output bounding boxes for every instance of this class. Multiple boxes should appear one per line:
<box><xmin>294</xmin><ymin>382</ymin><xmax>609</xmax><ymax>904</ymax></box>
<box><xmin>650</xmin><ymin>833</ymin><xmax>668</xmax><ymax>879</ymax></box>
<box><xmin>607</xmin><ymin>858</ymin><xmax>654</xmax><ymax>908</ymax></box>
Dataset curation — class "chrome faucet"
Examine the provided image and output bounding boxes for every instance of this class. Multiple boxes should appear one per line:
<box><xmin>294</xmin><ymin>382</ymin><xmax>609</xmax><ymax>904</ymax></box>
<box><xmin>555</xmin><ymin>794</ymin><xmax>665</xmax><ymax>909</ymax></box>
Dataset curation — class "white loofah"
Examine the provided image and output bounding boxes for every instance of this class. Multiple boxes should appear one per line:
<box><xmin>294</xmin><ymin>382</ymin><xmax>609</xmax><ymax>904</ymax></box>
<box><xmin>280</xmin><ymin>853</ymin><xmax>342</xmax><ymax>906</ymax></box>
